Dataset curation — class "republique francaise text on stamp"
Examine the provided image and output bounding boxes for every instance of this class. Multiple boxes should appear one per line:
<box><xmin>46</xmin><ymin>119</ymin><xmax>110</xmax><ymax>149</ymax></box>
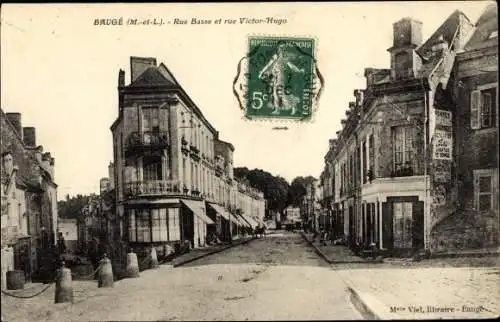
<box><xmin>233</xmin><ymin>36</ymin><xmax>324</xmax><ymax>121</ymax></box>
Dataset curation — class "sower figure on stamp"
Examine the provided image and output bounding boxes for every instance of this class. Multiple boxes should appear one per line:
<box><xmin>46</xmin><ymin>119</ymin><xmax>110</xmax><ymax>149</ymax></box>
<box><xmin>258</xmin><ymin>43</ymin><xmax>304</xmax><ymax>115</ymax></box>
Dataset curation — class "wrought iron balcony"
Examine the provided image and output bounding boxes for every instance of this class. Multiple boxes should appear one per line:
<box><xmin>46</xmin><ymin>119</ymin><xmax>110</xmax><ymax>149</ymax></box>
<box><xmin>124</xmin><ymin>180</ymin><xmax>181</xmax><ymax>197</ymax></box>
<box><xmin>189</xmin><ymin>145</ymin><xmax>201</xmax><ymax>162</ymax></box>
<box><xmin>125</xmin><ymin>131</ymin><xmax>169</xmax><ymax>155</ymax></box>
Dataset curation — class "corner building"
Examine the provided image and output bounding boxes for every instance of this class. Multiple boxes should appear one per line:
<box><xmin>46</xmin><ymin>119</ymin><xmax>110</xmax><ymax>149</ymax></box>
<box><xmin>325</xmin><ymin>9</ymin><xmax>488</xmax><ymax>256</ymax></box>
<box><xmin>111</xmin><ymin>57</ymin><xmax>264</xmax><ymax>257</ymax></box>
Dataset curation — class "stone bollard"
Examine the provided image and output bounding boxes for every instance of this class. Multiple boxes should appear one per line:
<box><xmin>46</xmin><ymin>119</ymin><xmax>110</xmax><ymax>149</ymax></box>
<box><xmin>55</xmin><ymin>261</ymin><xmax>73</xmax><ymax>304</ymax></box>
<box><xmin>125</xmin><ymin>250</ymin><xmax>139</xmax><ymax>278</ymax></box>
<box><xmin>6</xmin><ymin>270</ymin><xmax>25</xmax><ymax>290</ymax></box>
<box><xmin>150</xmin><ymin>247</ymin><xmax>159</xmax><ymax>269</ymax></box>
<box><xmin>98</xmin><ymin>254</ymin><xmax>114</xmax><ymax>288</ymax></box>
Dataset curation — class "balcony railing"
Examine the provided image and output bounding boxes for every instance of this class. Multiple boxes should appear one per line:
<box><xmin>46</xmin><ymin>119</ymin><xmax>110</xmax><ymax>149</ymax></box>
<box><xmin>125</xmin><ymin>131</ymin><xmax>169</xmax><ymax>154</ymax></box>
<box><xmin>124</xmin><ymin>180</ymin><xmax>181</xmax><ymax>197</ymax></box>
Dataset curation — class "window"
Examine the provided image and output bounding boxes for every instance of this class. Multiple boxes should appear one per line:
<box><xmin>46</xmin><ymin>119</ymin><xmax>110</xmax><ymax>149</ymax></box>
<box><xmin>168</xmin><ymin>208</ymin><xmax>180</xmax><ymax>241</ymax></box>
<box><xmin>142</xmin><ymin>107</ymin><xmax>159</xmax><ymax>132</ymax></box>
<box><xmin>159</xmin><ymin>209</ymin><xmax>168</xmax><ymax>241</ymax></box>
<box><xmin>471</xmin><ymin>86</ymin><xmax>497</xmax><ymax>130</ymax></box>
<box><xmin>128</xmin><ymin>208</ymin><xmax>170</xmax><ymax>242</ymax></box>
<box><xmin>151</xmin><ymin>209</ymin><xmax>162</xmax><ymax>241</ymax></box>
<box><xmin>136</xmin><ymin>209</ymin><xmax>151</xmax><ymax>242</ymax></box>
<box><xmin>128</xmin><ymin>209</ymin><xmax>136</xmax><ymax>241</ymax></box>
<box><xmin>362</xmin><ymin>140</ymin><xmax>367</xmax><ymax>183</ymax></box>
<box><xmin>143</xmin><ymin>156</ymin><xmax>162</xmax><ymax>182</ymax></box>
<box><xmin>182</xmin><ymin>158</ymin><xmax>187</xmax><ymax>187</ymax></box>
<box><xmin>392</xmin><ymin>126</ymin><xmax>420</xmax><ymax>176</ymax></box>
<box><xmin>393</xmin><ymin>202</ymin><xmax>413</xmax><ymax>248</ymax></box>
<box><xmin>190</xmin><ymin>162</ymin><xmax>194</xmax><ymax>190</ymax></box>
<box><xmin>474</xmin><ymin>170</ymin><xmax>494</xmax><ymax>211</ymax></box>
<box><xmin>369</xmin><ymin>134</ymin><xmax>375</xmax><ymax>176</ymax></box>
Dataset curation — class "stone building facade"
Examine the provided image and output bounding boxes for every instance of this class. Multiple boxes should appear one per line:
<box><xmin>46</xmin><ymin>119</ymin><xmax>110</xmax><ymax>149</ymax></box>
<box><xmin>431</xmin><ymin>4</ymin><xmax>498</xmax><ymax>251</ymax></box>
<box><xmin>1</xmin><ymin>109</ymin><xmax>58</xmax><ymax>283</ymax></box>
<box><xmin>110</xmin><ymin>57</ymin><xmax>265</xmax><ymax>259</ymax></box>
<box><xmin>319</xmin><ymin>7</ymin><xmax>496</xmax><ymax>256</ymax></box>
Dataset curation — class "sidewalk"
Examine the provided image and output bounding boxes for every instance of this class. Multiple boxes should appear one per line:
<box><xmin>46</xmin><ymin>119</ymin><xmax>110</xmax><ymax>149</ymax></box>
<box><xmin>338</xmin><ymin>267</ymin><xmax>500</xmax><ymax>320</ymax></box>
<box><xmin>301</xmin><ymin>232</ymin><xmax>381</xmax><ymax>264</ymax></box>
<box><xmin>170</xmin><ymin>236</ymin><xmax>256</xmax><ymax>267</ymax></box>
<box><xmin>430</xmin><ymin>246</ymin><xmax>500</xmax><ymax>259</ymax></box>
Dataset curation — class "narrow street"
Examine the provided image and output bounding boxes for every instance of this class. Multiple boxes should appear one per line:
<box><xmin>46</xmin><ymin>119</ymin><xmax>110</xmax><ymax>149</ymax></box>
<box><xmin>1</xmin><ymin>232</ymin><xmax>363</xmax><ymax>321</ymax></box>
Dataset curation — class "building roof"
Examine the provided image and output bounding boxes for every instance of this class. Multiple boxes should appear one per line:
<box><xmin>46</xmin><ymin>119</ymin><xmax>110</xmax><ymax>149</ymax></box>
<box><xmin>464</xmin><ymin>3</ymin><xmax>498</xmax><ymax>51</ymax></box>
<box><xmin>129</xmin><ymin>65</ymin><xmax>179</xmax><ymax>88</ymax></box>
<box><xmin>416</xmin><ymin>50</ymin><xmax>444</xmax><ymax>78</ymax></box>
<box><xmin>416</xmin><ymin>10</ymin><xmax>470</xmax><ymax>58</ymax></box>
<box><xmin>115</xmin><ymin>58</ymin><xmax>220</xmax><ymax>137</ymax></box>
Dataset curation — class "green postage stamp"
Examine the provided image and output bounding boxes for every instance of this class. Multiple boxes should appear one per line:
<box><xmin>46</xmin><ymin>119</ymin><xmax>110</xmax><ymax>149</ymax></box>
<box><xmin>233</xmin><ymin>36</ymin><xmax>323</xmax><ymax>121</ymax></box>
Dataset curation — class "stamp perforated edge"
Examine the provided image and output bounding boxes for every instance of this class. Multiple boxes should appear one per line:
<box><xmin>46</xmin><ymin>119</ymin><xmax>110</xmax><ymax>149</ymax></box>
<box><xmin>233</xmin><ymin>33</ymin><xmax>323</xmax><ymax>124</ymax></box>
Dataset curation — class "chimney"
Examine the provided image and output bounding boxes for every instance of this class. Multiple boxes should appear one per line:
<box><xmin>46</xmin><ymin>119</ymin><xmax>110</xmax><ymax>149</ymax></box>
<box><xmin>5</xmin><ymin>113</ymin><xmax>22</xmax><ymax>137</ymax></box>
<box><xmin>392</xmin><ymin>18</ymin><xmax>423</xmax><ymax>48</ymax></box>
<box><xmin>130</xmin><ymin>57</ymin><xmax>157</xmax><ymax>83</ymax></box>
<box><xmin>364</xmin><ymin>68</ymin><xmax>375</xmax><ymax>87</ymax></box>
<box><xmin>118</xmin><ymin>69</ymin><xmax>125</xmax><ymax>87</ymax></box>
<box><xmin>23</xmin><ymin>127</ymin><xmax>36</xmax><ymax>147</ymax></box>
<box><xmin>354</xmin><ymin>89</ymin><xmax>364</xmax><ymax>107</ymax></box>
<box><xmin>100</xmin><ymin>178</ymin><xmax>110</xmax><ymax>195</ymax></box>
<box><xmin>35</xmin><ymin>145</ymin><xmax>43</xmax><ymax>163</ymax></box>
<box><xmin>108</xmin><ymin>162</ymin><xmax>115</xmax><ymax>190</ymax></box>
<box><xmin>389</xmin><ymin>18</ymin><xmax>422</xmax><ymax>80</ymax></box>
<box><xmin>42</xmin><ymin>152</ymin><xmax>52</xmax><ymax>175</ymax></box>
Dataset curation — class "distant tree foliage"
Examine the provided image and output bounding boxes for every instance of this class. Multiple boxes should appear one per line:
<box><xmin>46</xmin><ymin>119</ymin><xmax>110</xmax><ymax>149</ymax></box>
<box><xmin>288</xmin><ymin>176</ymin><xmax>316</xmax><ymax>207</ymax></box>
<box><xmin>234</xmin><ymin>167</ymin><xmax>291</xmax><ymax>214</ymax></box>
<box><xmin>57</xmin><ymin>193</ymin><xmax>97</xmax><ymax>219</ymax></box>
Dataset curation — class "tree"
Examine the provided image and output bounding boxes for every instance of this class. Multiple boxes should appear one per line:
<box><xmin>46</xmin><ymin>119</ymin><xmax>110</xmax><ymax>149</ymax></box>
<box><xmin>288</xmin><ymin>176</ymin><xmax>316</xmax><ymax>207</ymax></box>
<box><xmin>234</xmin><ymin>167</ymin><xmax>291</xmax><ymax>214</ymax></box>
<box><xmin>57</xmin><ymin>193</ymin><xmax>97</xmax><ymax>220</ymax></box>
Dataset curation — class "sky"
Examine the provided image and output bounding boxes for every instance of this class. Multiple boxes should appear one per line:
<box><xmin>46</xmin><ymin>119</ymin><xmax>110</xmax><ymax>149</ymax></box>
<box><xmin>1</xmin><ymin>1</ymin><xmax>493</xmax><ymax>200</ymax></box>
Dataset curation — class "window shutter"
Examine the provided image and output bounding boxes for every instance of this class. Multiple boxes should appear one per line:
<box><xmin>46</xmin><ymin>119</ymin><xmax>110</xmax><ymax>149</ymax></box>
<box><xmin>470</xmin><ymin>90</ymin><xmax>481</xmax><ymax>129</ymax></box>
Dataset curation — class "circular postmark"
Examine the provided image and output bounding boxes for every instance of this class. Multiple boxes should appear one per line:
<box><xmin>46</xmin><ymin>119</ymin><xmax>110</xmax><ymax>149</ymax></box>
<box><xmin>233</xmin><ymin>36</ymin><xmax>324</xmax><ymax>122</ymax></box>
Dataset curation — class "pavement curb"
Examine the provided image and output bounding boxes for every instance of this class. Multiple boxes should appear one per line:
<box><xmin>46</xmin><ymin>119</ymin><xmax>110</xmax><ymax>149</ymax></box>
<box><xmin>300</xmin><ymin>232</ymin><xmax>383</xmax><ymax>264</ymax></box>
<box><xmin>172</xmin><ymin>237</ymin><xmax>257</xmax><ymax>267</ymax></box>
<box><xmin>346</xmin><ymin>286</ymin><xmax>381</xmax><ymax>320</ymax></box>
<box><xmin>430</xmin><ymin>250</ymin><xmax>500</xmax><ymax>259</ymax></box>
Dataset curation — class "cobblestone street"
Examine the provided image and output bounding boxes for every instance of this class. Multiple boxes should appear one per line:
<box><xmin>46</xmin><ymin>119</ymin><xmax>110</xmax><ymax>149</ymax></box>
<box><xmin>1</xmin><ymin>232</ymin><xmax>362</xmax><ymax>321</ymax></box>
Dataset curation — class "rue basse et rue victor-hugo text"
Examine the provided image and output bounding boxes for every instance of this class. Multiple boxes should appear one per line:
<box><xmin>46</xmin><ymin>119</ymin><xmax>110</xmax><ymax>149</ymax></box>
<box><xmin>93</xmin><ymin>17</ymin><xmax>287</xmax><ymax>26</ymax></box>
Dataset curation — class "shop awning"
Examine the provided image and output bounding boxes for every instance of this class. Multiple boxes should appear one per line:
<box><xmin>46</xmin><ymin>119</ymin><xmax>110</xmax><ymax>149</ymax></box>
<box><xmin>181</xmin><ymin>200</ymin><xmax>215</xmax><ymax>225</ymax></box>
<box><xmin>234</xmin><ymin>213</ymin><xmax>252</xmax><ymax>228</ymax></box>
<box><xmin>208</xmin><ymin>203</ymin><xmax>241</xmax><ymax>226</ymax></box>
<box><xmin>239</xmin><ymin>213</ymin><xmax>259</xmax><ymax>228</ymax></box>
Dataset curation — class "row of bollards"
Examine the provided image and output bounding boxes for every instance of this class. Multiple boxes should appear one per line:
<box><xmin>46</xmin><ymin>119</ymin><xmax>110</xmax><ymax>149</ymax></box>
<box><xmin>55</xmin><ymin>247</ymin><xmax>159</xmax><ymax>304</ymax></box>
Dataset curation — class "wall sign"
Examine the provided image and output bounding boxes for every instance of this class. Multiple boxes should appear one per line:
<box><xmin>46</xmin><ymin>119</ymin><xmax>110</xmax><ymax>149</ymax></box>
<box><xmin>435</xmin><ymin>109</ymin><xmax>452</xmax><ymax>127</ymax></box>
<box><xmin>433</xmin><ymin>129</ymin><xmax>452</xmax><ymax>160</ymax></box>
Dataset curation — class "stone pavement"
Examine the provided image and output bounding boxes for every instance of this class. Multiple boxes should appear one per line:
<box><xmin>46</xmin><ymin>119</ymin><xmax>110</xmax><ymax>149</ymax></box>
<box><xmin>170</xmin><ymin>236</ymin><xmax>256</xmax><ymax>267</ymax></box>
<box><xmin>1</xmin><ymin>233</ymin><xmax>362</xmax><ymax>321</ymax></box>
<box><xmin>336</xmin><ymin>266</ymin><xmax>500</xmax><ymax>320</ymax></box>
<box><xmin>301</xmin><ymin>232</ymin><xmax>379</xmax><ymax>264</ymax></box>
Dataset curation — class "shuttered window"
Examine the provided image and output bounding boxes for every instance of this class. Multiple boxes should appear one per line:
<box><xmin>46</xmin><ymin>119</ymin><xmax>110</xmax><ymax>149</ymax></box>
<box><xmin>470</xmin><ymin>90</ymin><xmax>481</xmax><ymax>129</ymax></box>
<box><xmin>474</xmin><ymin>169</ymin><xmax>495</xmax><ymax>212</ymax></box>
<box><xmin>471</xmin><ymin>86</ymin><xmax>497</xmax><ymax>130</ymax></box>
